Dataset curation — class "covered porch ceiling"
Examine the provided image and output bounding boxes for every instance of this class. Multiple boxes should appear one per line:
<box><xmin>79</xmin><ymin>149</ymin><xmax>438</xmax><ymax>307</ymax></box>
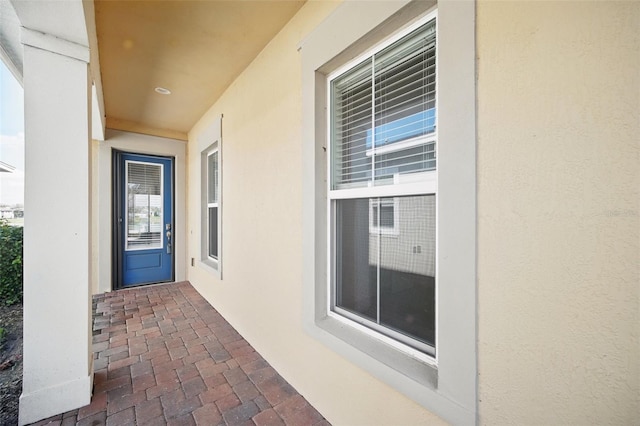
<box><xmin>0</xmin><ymin>0</ymin><xmax>305</xmax><ymax>141</ymax></box>
<box><xmin>95</xmin><ymin>0</ymin><xmax>305</xmax><ymax>140</ymax></box>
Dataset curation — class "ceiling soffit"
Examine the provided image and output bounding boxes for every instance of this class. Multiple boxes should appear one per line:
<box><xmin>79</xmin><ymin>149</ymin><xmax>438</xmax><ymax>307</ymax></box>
<box><xmin>95</xmin><ymin>0</ymin><xmax>305</xmax><ymax>140</ymax></box>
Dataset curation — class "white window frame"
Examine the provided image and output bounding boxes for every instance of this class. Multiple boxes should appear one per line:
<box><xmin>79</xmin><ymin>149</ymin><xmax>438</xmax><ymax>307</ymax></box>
<box><xmin>368</xmin><ymin>197</ymin><xmax>400</xmax><ymax>236</ymax></box>
<box><xmin>199</xmin><ymin>115</ymin><xmax>223</xmax><ymax>278</ymax></box>
<box><xmin>327</xmin><ymin>14</ymin><xmax>438</xmax><ymax>358</ymax></box>
<box><xmin>300</xmin><ymin>1</ymin><xmax>477</xmax><ymax>424</ymax></box>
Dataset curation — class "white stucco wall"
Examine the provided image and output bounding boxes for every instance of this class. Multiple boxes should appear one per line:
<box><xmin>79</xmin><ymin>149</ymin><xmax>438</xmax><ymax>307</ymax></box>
<box><xmin>477</xmin><ymin>1</ymin><xmax>639</xmax><ymax>424</ymax></box>
<box><xmin>186</xmin><ymin>1</ymin><xmax>638</xmax><ymax>425</ymax></box>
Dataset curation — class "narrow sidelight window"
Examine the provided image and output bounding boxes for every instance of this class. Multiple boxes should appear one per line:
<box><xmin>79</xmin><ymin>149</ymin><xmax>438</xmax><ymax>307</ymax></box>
<box><xmin>200</xmin><ymin>121</ymin><xmax>222</xmax><ymax>275</ymax></box>
<box><xmin>207</xmin><ymin>150</ymin><xmax>219</xmax><ymax>260</ymax></box>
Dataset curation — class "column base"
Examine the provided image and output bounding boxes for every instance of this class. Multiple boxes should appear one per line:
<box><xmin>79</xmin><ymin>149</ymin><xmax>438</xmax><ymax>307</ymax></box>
<box><xmin>18</xmin><ymin>373</ymin><xmax>93</xmax><ymax>426</ymax></box>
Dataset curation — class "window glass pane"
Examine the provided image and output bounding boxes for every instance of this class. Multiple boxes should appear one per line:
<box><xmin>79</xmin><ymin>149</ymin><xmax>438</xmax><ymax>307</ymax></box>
<box><xmin>331</xmin><ymin>20</ymin><xmax>436</xmax><ymax>190</ymax></box>
<box><xmin>374</xmin><ymin>142</ymin><xmax>436</xmax><ymax>183</ymax></box>
<box><xmin>331</xmin><ymin>59</ymin><xmax>372</xmax><ymax>189</ymax></box>
<box><xmin>378</xmin><ymin>195</ymin><xmax>435</xmax><ymax>346</ymax></box>
<box><xmin>126</xmin><ymin>162</ymin><xmax>162</xmax><ymax>250</ymax></box>
<box><xmin>208</xmin><ymin>152</ymin><xmax>218</xmax><ymax>203</ymax></box>
<box><xmin>208</xmin><ymin>206</ymin><xmax>218</xmax><ymax>259</ymax></box>
<box><xmin>335</xmin><ymin>198</ymin><xmax>378</xmax><ymax>322</ymax></box>
<box><xmin>379</xmin><ymin>200</ymin><xmax>395</xmax><ymax>228</ymax></box>
<box><xmin>375</xmin><ymin>20</ymin><xmax>436</xmax><ymax>143</ymax></box>
<box><xmin>336</xmin><ymin>195</ymin><xmax>435</xmax><ymax>348</ymax></box>
<box><xmin>371</xmin><ymin>198</ymin><xmax>396</xmax><ymax>232</ymax></box>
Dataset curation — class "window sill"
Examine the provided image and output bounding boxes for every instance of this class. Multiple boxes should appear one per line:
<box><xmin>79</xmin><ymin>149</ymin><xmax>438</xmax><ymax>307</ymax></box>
<box><xmin>315</xmin><ymin>313</ymin><xmax>438</xmax><ymax>389</ymax></box>
<box><xmin>199</xmin><ymin>258</ymin><xmax>220</xmax><ymax>278</ymax></box>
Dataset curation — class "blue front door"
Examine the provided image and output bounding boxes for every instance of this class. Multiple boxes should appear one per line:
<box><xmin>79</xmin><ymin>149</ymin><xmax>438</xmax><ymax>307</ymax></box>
<box><xmin>117</xmin><ymin>152</ymin><xmax>174</xmax><ymax>287</ymax></box>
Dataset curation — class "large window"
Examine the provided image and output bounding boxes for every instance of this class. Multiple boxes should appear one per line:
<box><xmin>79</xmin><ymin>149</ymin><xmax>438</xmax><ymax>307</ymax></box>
<box><xmin>329</xmin><ymin>15</ymin><xmax>437</xmax><ymax>356</ymax></box>
<box><xmin>302</xmin><ymin>1</ymin><xmax>476</xmax><ymax>421</ymax></box>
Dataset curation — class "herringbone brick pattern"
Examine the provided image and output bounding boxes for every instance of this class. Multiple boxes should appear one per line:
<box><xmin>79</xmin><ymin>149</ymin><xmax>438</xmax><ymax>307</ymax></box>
<box><xmin>30</xmin><ymin>281</ymin><xmax>328</xmax><ymax>426</ymax></box>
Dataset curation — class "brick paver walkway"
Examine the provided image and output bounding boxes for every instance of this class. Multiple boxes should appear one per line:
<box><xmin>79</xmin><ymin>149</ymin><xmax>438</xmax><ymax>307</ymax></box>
<box><xmin>31</xmin><ymin>281</ymin><xmax>328</xmax><ymax>426</ymax></box>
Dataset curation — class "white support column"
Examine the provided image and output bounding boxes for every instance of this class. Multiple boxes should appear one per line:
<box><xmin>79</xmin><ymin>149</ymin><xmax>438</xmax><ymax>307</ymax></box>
<box><xmin>19</xmin><ymin>32</ymin><xmax>93</xmax><ymax>426</ymax></box>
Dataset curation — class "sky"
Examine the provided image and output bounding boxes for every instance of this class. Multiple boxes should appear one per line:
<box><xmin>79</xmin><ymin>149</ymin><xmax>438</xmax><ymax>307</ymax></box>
<box><xmin>0</xmin><ymin>59</ymin><xmax>24</xmax><ymax>206</ymax></box>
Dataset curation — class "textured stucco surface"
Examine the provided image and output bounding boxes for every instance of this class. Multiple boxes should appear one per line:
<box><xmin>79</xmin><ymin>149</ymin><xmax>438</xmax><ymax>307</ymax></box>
<box><xmin>477</xmin><ymin>1</ymin><xmax>639</xmax><ymax>424</ymax></box>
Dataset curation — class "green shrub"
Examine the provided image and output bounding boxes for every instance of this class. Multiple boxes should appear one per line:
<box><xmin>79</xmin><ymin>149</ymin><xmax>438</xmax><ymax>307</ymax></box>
<box><xmin>0</xmin><ymin>220</ymin><xmax>23</xmax><ymax>305</ymax></box>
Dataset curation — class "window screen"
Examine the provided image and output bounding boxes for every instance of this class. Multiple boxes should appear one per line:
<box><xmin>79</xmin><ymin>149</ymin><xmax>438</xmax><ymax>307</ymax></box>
<box><xmin>335</xmin><ymin>195</ymin><xmax>436</xmax><ymax>348</ymax></box>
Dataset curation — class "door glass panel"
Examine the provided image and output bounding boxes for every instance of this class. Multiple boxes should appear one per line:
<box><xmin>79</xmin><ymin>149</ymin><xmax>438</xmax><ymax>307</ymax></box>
<box><xmin>126</xmin><ymin>161</ymin><xmax>163</xmax><ymax>250</ymax></box>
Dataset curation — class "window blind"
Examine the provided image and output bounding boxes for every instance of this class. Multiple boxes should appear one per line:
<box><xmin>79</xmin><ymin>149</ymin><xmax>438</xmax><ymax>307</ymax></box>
<box><xmin>331</xmin><ymin>19</ymin><xmax>436</xmax><ymax>190</ymax></box>
<box><xmin>208</xmin><ymin>152</ymin><xmax>219</xmax><ymax>204</ymax></box>
<box><xmin>128</xmin><ymin>162</ymin><xmax>161</xmax><ymax>195</ymax></box>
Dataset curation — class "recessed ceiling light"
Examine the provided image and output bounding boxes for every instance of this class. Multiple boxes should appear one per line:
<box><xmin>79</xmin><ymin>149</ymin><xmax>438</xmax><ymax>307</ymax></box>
<box><xmin>154</xmin><ymin>87</ymin><xmax>171</xmax><ymax>95</ymax></box>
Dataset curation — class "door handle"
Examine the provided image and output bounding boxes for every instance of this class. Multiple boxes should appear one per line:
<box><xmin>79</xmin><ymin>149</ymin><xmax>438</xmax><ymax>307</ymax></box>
<box><xmin>166</xmin><ymin>224</ymin><xmax>172</xmax><ymax>254</ymax></box>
